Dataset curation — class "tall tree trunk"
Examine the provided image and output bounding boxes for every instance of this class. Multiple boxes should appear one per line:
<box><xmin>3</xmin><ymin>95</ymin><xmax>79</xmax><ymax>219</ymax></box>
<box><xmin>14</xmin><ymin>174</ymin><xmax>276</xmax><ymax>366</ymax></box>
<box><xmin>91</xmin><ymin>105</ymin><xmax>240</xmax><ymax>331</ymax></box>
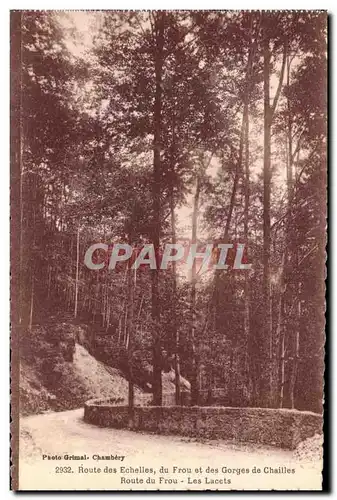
<box><xmin>261</xmin><ymin>33</ymin><xmax>273</xmax><ymax>408</ymax></box>
<box><xmin>278</xmin><ymin>274</ymin><xmax>286</xmax><ymax>408</ymax></box>
<box><xmin>127</xmin><ymin>237</ymin><xmax>135</xmax><ymax>423</ymax></box>
<box><xmin>279</xmin><ymin>55</ymin><xmax>294</xmax><ymax>407</ymax></box>
<box><xmin>151</xmin><ymin>12</ymin><xmax>165</xmax><ymax>406</ymax></box>
<box><xmin>190</xmin><ymin>176</ymin><xmax>201</xmax><ymax>406</ymax></box>
<box><xmin>169</xmin><ymin>108</ymin><xmax>181</xmax><ymax>406</ymax></box>
<box><xmin>261</xmin><ymin>26</ymin><xmax>287</xmax><ymax>407</ymax></box>
<box><xmin>74</xmin><ymin>225</ymin><xmax>80</xmax><ymax>319</ymax></box>
<box><xmin>28</xmin><ymin>273</ymin><xmax>34</xmax><ymax>332</ymax></box>
<box><xmin>170</xmin><ymin>192</ymin><xmax>181</xmax><ymax>405</ymax></box>
<box><xmin>243</xmin><ymin>102</ymin><xmax>251</xmax><ymax>404</ymax></box>
<box><xmin>19</xmin><ymin>150</ymin><xmax>24</xmax><ymax>325</ymax></box>
<box><xmin>286</xmin><ymin>57</ymin><xmax>300</xmax><ymax>410</ymax></box>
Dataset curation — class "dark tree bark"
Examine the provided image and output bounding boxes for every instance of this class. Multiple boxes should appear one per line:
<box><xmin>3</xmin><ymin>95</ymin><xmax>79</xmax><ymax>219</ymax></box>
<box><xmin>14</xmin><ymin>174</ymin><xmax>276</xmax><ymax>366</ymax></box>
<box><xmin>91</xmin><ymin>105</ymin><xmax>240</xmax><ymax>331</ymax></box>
<box><xmin>170</xmin><ymin>191</ymin><xmax>181</xmax><ymax>405</ymax></box>
<box><xmin>74</xmin><ymin>224</ymin><xmax>80</xmax><ymax>319</ymax></box>
<box><xmin>127</xmin><ymin>244</ymin><xmax>135</xmax><ymax>424</ymax></box>
<box><xmin>151</xmin><ymin>12</ymin><xmax>165</xmax><ymax>406</ymax></box>
<box><xmin>190</xmin><ymin>176</ymin><xmax>201</xmax><ymax>406</ymax></box>
<box><xmin>261</xmin><ymin>17</ymin><xmax>287</xmax><ymax>407</ymax></box>
<box><xmin>243</xmin><ymin>102</ymin><xmax>251</xmax><ymax>402</ymax></box>
<box><xmin>261</xmin><ymin>32</ymin><xmax>273</xmax><ymax>407</ymax></box>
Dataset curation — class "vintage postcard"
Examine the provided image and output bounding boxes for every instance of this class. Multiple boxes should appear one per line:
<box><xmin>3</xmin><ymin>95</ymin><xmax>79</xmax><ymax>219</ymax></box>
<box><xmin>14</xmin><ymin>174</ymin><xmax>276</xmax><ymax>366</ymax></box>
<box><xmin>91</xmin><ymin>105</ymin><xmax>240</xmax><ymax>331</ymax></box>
<box><xmin>10</xmin><ymin>10</ymin><xmax>327</xmax><ymax>491</ymax></box>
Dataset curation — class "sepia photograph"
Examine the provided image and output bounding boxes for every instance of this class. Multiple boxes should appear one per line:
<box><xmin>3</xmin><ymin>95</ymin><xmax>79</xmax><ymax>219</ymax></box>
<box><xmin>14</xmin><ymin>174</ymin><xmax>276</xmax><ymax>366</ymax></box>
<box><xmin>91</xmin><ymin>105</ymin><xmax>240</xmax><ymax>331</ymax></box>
<box><xmin>10</xmin><ymin>9</ymin><xmax>327</xmax><ymax>491</ymax></box>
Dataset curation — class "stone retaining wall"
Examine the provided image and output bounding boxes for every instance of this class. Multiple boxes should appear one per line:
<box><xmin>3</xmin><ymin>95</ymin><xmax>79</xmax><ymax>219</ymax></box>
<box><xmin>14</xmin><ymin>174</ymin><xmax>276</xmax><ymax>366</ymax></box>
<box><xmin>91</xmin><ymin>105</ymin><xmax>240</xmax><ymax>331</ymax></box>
<box><xmin>84</xmin><ymin>400</ymin><xmax>322</xmax><ymax>450</ymax></box>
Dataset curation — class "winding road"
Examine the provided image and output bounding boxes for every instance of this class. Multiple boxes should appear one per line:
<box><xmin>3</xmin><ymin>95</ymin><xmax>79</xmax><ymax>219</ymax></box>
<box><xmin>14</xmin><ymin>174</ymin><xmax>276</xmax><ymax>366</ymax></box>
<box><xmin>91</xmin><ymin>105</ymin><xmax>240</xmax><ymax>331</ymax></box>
<box><xmin>19</xmin><ymin>409</ymin><xmax>322</xmax><ymax>491</ymax></box>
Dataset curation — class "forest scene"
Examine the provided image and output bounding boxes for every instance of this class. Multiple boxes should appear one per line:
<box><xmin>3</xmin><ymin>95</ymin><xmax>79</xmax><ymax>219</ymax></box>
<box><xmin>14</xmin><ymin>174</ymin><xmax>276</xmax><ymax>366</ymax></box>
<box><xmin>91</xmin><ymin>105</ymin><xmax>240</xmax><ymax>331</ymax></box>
<box><xmin>12</xmin><ymin>10</ymin><xmax>326</xmax><ymax>419</ymax></box>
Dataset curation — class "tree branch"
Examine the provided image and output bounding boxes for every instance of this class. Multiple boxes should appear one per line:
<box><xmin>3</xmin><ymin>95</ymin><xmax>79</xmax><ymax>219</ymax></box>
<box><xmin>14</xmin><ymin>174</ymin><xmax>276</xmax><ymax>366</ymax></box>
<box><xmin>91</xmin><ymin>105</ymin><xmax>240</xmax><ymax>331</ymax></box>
<box><xmin>271</xmin><ymin>43</ymin><xmax>287</xmax><ymax>118</ymax></box>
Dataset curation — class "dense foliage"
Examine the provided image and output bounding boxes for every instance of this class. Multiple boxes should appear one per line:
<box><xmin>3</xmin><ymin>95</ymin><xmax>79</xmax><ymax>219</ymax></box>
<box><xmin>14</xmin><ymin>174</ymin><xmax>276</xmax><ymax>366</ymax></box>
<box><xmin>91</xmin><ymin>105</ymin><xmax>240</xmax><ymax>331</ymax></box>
<box><xmin>16</xmin><ymin>11</ymin><xmax>327</xmax><ymax>413</ymax></box>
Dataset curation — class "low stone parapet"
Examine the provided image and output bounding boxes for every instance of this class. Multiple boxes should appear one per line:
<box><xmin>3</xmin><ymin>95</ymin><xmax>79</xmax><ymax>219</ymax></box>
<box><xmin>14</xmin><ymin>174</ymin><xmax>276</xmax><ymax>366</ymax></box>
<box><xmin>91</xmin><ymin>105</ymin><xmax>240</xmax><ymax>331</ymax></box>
<box><xmin>84</xmin><ymin>400</ymin><xmax>322</xmax><ymax>450</ymax></box>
